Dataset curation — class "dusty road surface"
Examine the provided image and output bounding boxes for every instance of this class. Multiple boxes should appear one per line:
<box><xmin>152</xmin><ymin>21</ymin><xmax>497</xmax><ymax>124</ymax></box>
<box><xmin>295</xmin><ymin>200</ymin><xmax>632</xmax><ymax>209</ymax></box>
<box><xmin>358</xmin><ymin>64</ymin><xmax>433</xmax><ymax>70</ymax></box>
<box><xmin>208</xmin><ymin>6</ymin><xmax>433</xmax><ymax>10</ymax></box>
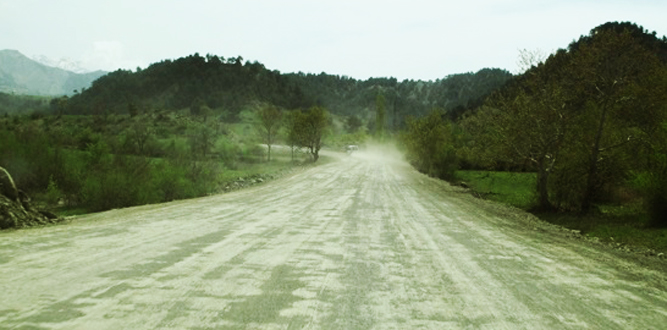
<box><xmin>1</xmin><ymin>147</ymin><xmax>667</xmax><ymax>329</ymax></box>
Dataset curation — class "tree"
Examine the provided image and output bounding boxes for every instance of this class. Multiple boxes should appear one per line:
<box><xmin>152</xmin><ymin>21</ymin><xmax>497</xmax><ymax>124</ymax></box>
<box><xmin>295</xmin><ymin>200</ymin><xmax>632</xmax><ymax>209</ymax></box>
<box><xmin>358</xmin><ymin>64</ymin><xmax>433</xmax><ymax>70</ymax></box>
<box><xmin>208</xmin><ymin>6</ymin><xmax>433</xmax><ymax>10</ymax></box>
<box><xmin>255</xmin><ymin>104</ymin><xmax>282</xmax><ymax>161</ymax></box>
<box><xmin>128</xmin><ymin>122</ymin><xmax>154</xmax><ymax>155</ymax></box>
<box><xmin>289</xmin><ymin>106</ymin><xmax>329</xmax><ymax>162</ymax></box>
<box><xmin>572</xmin><ymin>28</ymin><xmax>667</xmax><ymax>212</ymax></box>
<box><xmin>460</xmin><ymin>48</ymin><xmax>577</xmax><ymax>211</ymax></box>
<box><xmin>285</xmin><ymin>110</ymin><xmax>305</xmax><ymax>161</ymax></box>
<box><xmin>375</xmin><ymin>93</ymin><xmax>386</xmax><ymax>139</ymax></box>
<box><xmin>345</xmin><ymin>115</ymin><xmax>363</xmax><ymax>133</ymax></box>
<box><xmin>188</xmin><ymin>123</ymin><xmax>216</xmax><ymax>160</ymax></box>
<box><xmin>461</xmin><ymin>23</ymin><xmax>667</xmax><ymax>212</ymax></box>
<box><xmin>401</xmin><ymin>109</ymin><xmax>458</xmax><ymax>180</ymax></box>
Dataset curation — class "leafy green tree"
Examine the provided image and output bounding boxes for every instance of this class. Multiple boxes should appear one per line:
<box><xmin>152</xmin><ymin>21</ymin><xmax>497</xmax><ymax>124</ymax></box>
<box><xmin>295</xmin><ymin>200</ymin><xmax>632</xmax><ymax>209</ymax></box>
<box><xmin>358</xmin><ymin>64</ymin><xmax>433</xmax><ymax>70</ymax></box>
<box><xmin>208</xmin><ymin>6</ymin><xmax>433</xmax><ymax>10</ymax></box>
<box><xmin>464</xmin><ymin>72</ymin><xmax>572</xmax><ymax>211</ymax></box>
<box><xmin>288</xmin><ymin>106</ymin><xmax>329</xmax><ymax>161</ymax></box>
<box><xmin>188</xmin><ymin>123</ymin><xmax>216</xmax><ymax>160</ymax></box>
<box><xmin>255</xmin><ymin>104</ymin><xmax>282</xmax><ymax>161</ymax></box>
<box><xmin>285</xmin><ymin>110</ymin><xmax>305</xmax><ymax>161</ymax></box>
<box><xmin>127</xmin><ymin>122</ymin><xmax>154</xmax><ymax>155</ymax></box>
<box><xmin>402</xmin><ymin>109</ymin><xmax>458</xmax><ymax>180</ymax></box>
<box><xmin>461</xmin><ymin>22</ymin><xmax>667</xmax><ymax>212</ymax></box>
<box><xmin>571</xmin><ymin>27</ymin><xmax>667</xmax><ymax>212</ymax></box>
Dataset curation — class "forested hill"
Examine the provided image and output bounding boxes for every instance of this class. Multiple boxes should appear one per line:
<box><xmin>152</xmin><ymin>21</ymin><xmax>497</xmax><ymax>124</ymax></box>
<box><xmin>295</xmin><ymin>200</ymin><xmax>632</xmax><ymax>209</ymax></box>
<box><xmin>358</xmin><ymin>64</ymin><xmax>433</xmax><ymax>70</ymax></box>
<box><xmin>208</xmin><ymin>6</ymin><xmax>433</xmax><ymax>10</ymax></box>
<box><xmin>287</xmin><ymin>68</ymin><xmax>512</xmax><ymax>128</ymax></box>
<box><xmin>62</xmin><ymin>52</ymin><xmax>511</xmax><ymax>127</ymax></box>
<box><xmin>64</xmin><ymin>55</ymin><xmax>311</xmax><ymax>117</ymax></box>
<box><xmin>484</xmin><ymin>21</ymin><xmax>667</xmax><ymax>110</ymax></box>
<box><xmin>449</xmin><ymin>21</ymin><xmax>667</xmax><ymax>213</ymax></box>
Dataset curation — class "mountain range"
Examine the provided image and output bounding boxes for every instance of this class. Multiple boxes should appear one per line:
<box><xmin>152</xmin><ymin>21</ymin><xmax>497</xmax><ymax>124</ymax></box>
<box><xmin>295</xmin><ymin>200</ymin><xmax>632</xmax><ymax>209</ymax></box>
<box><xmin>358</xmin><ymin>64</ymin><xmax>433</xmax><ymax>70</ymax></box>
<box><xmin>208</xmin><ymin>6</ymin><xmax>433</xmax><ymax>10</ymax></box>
<box><xmin>0</xmin><ymin>49</ymin><xmax>107</xmax><ymax>96</ymax></box>
<box><xmin>31</xmin><ymin>54</ymin><xmax>90</xmax><ymax>74</ymax></box>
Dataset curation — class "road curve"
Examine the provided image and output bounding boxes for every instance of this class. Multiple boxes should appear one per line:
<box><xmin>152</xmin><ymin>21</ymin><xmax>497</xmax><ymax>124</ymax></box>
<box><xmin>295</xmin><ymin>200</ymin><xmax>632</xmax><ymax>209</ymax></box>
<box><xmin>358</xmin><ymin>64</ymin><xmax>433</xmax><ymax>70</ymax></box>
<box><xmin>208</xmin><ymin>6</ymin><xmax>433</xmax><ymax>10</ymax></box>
<box><xmin>1</xmin><ymin>147</ymin><xmax>666</xmax><ymax>329</ymax></box>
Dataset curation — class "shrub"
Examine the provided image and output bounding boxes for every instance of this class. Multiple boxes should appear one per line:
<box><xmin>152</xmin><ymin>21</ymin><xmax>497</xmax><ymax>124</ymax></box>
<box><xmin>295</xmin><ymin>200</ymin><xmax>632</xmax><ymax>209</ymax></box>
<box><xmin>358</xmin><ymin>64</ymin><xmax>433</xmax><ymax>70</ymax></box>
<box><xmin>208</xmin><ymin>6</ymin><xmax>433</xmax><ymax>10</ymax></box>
<box><xmin>632</xmin><ymin>169</ymin><xmax>667</xmax><ymax>228</ymax></box>
<box><xmin>45</xmin><ymin>176</ymin><xmax>63</xmax><ymax>206</ymax></box>
<box><xmin>401</xmin><ymin>110</ymin><xmax>459</xmax><ymax>181</ymax></box>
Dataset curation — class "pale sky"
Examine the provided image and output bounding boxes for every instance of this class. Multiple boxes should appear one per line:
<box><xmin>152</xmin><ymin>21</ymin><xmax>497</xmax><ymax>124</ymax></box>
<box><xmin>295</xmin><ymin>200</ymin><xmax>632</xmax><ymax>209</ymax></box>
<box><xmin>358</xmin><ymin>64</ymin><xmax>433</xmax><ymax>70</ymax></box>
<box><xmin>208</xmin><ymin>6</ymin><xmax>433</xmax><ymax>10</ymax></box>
<box><xmin>2</xmin><ymin>0</ymin><xmax>666</xmax><ymax>80</ymax></box>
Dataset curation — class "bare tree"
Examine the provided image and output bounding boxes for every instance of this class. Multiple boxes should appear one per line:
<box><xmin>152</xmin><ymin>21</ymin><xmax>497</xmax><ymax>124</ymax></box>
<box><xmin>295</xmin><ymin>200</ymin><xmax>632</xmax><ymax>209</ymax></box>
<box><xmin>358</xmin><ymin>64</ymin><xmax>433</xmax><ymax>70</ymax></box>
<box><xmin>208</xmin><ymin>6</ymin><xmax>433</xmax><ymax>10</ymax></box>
<box><xmin>515</xmin><ymin>48</ymin><xmax>547</xmax><ymax>74</ymax></box>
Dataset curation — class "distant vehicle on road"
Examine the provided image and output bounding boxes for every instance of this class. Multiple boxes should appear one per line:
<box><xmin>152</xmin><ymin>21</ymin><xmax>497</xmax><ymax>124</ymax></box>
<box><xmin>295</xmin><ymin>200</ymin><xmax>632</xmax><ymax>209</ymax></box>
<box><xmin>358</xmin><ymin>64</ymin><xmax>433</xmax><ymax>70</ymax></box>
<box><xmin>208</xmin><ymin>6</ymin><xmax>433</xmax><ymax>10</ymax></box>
<box><xmin>345</xmin><ymin>145</ymin><xmax>359</xmax><ymax>154</ymax></box>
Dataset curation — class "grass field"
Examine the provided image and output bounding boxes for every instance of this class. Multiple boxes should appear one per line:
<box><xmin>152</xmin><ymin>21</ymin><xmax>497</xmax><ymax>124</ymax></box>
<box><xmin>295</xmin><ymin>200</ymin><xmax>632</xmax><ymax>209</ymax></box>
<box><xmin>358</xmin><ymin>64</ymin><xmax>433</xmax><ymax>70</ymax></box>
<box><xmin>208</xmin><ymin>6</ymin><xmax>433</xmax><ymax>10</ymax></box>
<box><xmin>455</xmin><ymin>170</ymin><xmax>667</xmax><ymax>253</ymax></box>
<box><xmin>455</xmin><ymin>171</ymin><xmax>536</xmax><ymax>209</ymax></box>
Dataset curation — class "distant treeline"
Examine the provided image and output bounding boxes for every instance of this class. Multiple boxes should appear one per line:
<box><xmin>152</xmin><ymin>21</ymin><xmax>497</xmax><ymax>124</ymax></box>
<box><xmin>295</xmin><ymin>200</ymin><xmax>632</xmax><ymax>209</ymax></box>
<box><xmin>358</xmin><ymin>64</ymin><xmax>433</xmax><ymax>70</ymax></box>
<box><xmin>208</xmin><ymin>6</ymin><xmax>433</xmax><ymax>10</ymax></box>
<box><xmin>0</xmin><ymin>92</ymin><xmax>50</xmax><ymax>115</ymax></box>
<box><xmin>43</xmin><ymin>54</ymin><xmax>511</xmax><ymax>128</ymax></box>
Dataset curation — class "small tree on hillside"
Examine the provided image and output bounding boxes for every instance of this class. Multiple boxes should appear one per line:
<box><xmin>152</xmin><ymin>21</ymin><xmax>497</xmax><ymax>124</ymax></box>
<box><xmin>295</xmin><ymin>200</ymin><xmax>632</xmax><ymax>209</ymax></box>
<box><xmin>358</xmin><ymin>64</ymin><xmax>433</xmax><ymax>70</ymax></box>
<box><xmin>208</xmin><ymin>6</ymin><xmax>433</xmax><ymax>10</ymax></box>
<box><xmin>128</xmin><ymin>121</ymin><xmax>154</xmax><ymax>155</ymax></box>
<box><xmin>188</xmin><ymin>123</ymin><xmax>216</xmax><ymax>160</ymax></box>
<box><xmin>375</xmin><ymin>93</ymin><xmax>386</xmax><ymax>140</ymax></box>
<box><xmin>255</xmin><ymin>104</ymin><xmax>282</xmax><ymax>161</ymax></box>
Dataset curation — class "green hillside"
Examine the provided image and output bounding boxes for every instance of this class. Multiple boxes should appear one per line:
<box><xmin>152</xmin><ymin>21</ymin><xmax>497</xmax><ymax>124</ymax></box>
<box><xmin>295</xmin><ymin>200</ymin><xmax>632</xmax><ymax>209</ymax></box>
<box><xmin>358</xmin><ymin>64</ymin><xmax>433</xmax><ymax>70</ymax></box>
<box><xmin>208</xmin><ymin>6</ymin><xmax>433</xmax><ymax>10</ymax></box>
<box><xmin>61</xmin><ymin>53</ymin><xmax>511</xmax><ymax>129</ymax></box>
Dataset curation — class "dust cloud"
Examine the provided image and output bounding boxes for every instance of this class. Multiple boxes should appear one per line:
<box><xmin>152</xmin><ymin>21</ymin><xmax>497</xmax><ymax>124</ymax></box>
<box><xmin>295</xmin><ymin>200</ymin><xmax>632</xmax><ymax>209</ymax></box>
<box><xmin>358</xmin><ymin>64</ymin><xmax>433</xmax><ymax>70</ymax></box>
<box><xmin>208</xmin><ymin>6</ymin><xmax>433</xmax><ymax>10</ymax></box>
<box><xmin>347</xmin><ymin>142</ymin><xmax>409</xmax><ymax>167</ymax></box>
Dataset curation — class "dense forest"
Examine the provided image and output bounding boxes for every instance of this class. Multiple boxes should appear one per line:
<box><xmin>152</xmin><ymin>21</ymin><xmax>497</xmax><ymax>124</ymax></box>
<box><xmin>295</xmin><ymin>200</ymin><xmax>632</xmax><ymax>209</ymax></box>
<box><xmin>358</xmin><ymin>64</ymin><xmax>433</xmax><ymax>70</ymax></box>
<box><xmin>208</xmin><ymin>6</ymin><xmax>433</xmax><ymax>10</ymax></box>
<box><xmin>402</xmin><ymin>22</ymin><xmax>667</xmax><ymax>227</ymax></box>
<box><xmin>52</xmin><ymin>54</ymin><xmax>510</xmax><ymax>129</ymax></box>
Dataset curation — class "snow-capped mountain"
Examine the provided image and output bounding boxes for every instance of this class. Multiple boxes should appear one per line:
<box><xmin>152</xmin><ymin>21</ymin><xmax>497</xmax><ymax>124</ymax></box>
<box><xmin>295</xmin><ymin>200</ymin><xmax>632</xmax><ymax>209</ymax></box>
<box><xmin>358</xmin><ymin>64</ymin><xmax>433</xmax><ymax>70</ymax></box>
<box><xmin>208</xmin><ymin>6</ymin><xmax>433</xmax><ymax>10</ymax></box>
<box><xmin>31</xmin><ymin>54</ymin><xmax>91</xmax><ymax>74</ymax></box>
<box><xmin>0</xmin><ymin>49</ymin><xmax>107</xmax><ymax>95</ymax></box>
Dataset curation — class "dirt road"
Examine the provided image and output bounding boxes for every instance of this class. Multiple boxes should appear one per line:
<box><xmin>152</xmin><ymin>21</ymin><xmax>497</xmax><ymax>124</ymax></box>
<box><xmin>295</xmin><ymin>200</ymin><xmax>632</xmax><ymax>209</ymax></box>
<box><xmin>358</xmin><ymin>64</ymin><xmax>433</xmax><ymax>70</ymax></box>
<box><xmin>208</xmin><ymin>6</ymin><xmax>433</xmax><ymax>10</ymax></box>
<box><xmin>1</xmin><ymin>148</ymin><xmax>666</xmax><ymax>329</ymax></box>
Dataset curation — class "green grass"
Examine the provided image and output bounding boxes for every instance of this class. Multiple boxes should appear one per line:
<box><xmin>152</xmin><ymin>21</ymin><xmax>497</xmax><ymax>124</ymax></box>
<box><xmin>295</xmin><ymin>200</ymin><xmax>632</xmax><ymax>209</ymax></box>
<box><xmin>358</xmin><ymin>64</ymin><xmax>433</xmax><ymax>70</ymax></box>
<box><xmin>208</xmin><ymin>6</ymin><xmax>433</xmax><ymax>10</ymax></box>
<box><xmin>456</xmin><ymin>170</ymin><xmax>667</xmax><ymax>253</ymax></box>
<box><xmin>54</xmin><ymin>207</ymin><xmax>90</xmax><ymax>217</ymax></box>
<box><xmin>219</xmin><ymin>157</ymin><xmax>296</xmax><ymax>182</ymax></box>
<box><xmin>538</xmin><ymin>204</ymin><xmax>667</xmax><ymax>252</ymax></box>
<box><xmin>455</xmin><ymin>170</ymin><xmax>536</xmax><ymax>209</ymax></box>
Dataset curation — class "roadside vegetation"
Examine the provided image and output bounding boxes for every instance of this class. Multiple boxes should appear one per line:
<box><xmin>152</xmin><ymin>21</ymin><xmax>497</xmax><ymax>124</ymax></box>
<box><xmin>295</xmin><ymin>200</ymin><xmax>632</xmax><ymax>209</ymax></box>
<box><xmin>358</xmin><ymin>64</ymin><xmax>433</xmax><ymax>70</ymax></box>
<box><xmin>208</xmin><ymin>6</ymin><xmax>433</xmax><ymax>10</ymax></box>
<box><xmin>454</xmin><ymin>170</ymin><xmax>667</xmax><ymax>254</ymax></box>
<box><xmin>0</xmin><ymin>102</ymin><xmax>341</xmax><ymax>220</ymax></box>
<box><xmin>401</xmin><ymin>22</ymin><xmax>667</xmax><ymax>254</ymax></box>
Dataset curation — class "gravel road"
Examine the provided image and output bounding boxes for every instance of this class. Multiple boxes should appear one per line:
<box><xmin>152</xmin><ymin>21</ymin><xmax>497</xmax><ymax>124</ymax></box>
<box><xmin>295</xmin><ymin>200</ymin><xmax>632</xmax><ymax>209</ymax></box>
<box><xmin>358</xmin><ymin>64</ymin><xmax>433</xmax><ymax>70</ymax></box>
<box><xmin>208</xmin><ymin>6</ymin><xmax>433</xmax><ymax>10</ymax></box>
<box><xmin>1</xmin><ymin>147</ymin><xmax>666</xmax><ymax>329</ymax></box>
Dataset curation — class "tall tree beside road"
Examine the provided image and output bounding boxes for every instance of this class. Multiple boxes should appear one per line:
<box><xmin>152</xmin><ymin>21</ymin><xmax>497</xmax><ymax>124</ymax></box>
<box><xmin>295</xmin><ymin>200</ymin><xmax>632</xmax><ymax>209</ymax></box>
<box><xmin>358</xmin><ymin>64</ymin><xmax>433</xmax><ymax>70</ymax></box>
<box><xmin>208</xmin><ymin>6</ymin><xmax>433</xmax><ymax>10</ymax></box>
<box><xmin>462</xmin><ymin>51</ymin><xmax>573</xmax><ymax>211</ymax></box>
<box><xmin>570</xmin><ymin>27</ymin><xmax>667</xmax><ymax>212</ymax></box>
<box><xmin>401</xmin><ymin>109</ymin><xmax>458</xmax><ymax>180</ymax></box>
<box><xmin>288</xmin><ymin>106</ymin><xmax>329</xmax><ymax>162</ymax></box>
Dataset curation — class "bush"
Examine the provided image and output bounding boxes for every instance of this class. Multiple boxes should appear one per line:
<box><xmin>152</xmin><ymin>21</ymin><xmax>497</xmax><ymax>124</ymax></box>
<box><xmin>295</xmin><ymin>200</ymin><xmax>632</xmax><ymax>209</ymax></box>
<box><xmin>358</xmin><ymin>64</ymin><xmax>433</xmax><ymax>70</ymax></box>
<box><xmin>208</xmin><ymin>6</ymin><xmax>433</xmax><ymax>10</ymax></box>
<box><xmin>45</xmin><ymin>176</ymin><xmax>63</xmax><ymax>206</ymax></box>
<box><xmin>549</xmin><ymin>157</ymin><xmax>588</xmax><ymax>211</ymax></box>
<box><xmin>646</xmin><ymin>183</ymin><xmax>667</xmax><ymax>228</ymax></box>
<box><xmin>401</xmin><ymin>110</ymin><xmax>459</xmax><ymax>181</ymax></box>
<box><xmin>215</xmin><ymin>136</ymin><xmax>241</xmax><ymax>166</ymax></box>
<box><xmin>632</xmin><ymin>170</ymin><xmax>667</xmax><ymax>228</ymax></box>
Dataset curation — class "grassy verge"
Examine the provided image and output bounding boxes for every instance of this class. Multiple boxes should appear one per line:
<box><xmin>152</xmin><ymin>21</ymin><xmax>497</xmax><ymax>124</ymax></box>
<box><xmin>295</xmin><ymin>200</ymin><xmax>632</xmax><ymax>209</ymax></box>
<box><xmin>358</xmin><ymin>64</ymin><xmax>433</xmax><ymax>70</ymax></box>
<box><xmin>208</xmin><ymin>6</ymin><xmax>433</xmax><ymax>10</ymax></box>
<box><xmin>455</xmin><ymin>170</ymin><xmax>536</xmax><ymax>209</ymax></box>
<box><xmin>218</xmin><ymin>154</ymin><xmax>308</xmax><ymax>185</ymax></box>
<box><xmin>455</xmin><ymin>170</ymin><xmax>667</xmax><ymax>254</ymax></box>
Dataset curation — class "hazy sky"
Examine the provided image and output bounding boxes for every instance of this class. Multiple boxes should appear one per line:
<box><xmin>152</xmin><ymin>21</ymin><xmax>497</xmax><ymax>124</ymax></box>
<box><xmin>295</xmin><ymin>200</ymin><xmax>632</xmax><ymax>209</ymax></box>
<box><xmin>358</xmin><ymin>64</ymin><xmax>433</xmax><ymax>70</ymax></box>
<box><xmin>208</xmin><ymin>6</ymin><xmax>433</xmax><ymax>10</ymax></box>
<box><xmin>2</xmin><ymin>0</ymin><xmax>666</xmax><ymax>80</ymax></box>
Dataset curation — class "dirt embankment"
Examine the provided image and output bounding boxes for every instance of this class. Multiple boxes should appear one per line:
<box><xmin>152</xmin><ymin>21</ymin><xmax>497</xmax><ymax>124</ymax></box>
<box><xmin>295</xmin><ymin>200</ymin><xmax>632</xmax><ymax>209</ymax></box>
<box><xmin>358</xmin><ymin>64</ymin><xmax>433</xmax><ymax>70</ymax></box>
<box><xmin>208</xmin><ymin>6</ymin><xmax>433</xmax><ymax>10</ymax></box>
<box><xmin>0</xmin><ymin>166</ymin><xmax>63</xmax><ymax>229</ymax></box>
